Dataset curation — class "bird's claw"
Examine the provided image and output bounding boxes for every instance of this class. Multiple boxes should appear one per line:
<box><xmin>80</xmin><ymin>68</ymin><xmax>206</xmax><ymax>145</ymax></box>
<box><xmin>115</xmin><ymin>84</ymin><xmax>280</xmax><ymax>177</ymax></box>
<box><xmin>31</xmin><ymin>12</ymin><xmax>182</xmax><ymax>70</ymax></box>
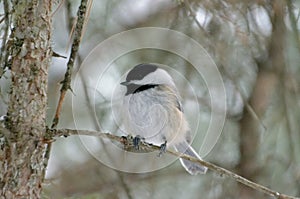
<box><xmin>158</xmin><ymin>141</ymin><xmax>167</xmax><ymax>157</ymax></box>
<box><xmin>133</xmin><ymin>135</ymin><xmax>142</xmax><ymax>150</ymax></box>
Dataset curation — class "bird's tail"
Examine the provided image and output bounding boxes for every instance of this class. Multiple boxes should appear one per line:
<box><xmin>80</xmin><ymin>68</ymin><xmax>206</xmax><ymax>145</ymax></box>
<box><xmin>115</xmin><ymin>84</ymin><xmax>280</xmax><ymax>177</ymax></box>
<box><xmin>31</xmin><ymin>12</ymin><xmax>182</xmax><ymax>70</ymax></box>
<box><xmin>174</xmin><ymin>141</ymin><xmax>207</xmax><ymax>175</ymax></box>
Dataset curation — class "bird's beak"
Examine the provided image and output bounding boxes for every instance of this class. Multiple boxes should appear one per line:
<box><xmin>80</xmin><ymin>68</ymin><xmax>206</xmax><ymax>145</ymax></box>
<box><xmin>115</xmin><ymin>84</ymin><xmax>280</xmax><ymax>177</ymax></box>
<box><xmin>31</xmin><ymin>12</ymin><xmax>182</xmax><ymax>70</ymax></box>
<box><xmin>120</xmin><ymin>81</ymin><xmax>129</xmax><ymax>86</ymax></box>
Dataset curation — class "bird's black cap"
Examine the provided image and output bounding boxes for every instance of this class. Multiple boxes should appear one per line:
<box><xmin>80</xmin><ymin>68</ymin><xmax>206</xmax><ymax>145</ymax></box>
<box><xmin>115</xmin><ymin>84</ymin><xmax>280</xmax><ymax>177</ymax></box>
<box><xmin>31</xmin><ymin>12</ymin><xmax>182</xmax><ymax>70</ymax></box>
<box><xmin>125</xmin><ymin>63</ymin><xmax>158</xmax><ymax>82</ymax></box>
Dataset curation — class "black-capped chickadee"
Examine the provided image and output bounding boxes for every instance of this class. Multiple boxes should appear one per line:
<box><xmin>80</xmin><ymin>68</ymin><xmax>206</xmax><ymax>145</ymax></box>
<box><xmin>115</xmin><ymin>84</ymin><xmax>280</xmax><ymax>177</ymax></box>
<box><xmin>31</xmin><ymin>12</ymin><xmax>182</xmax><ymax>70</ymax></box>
<box><xmin>121</xmin><ymin>63</ymin><xmax>207</xmax><ymax>175</ymax></box>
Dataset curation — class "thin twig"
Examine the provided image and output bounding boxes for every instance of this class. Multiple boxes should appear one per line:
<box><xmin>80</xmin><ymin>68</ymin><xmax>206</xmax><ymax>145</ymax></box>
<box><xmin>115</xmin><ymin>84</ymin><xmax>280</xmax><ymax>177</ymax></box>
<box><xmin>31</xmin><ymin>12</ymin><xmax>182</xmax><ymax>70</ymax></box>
<box><xmin>184</xmin><ymin>0</ymin><xmax>207</xmax><ymax>34</ymax></box>
<box><xmin>287</xmin><ymin>0</ymin><xmax>300</xmax><ymax>57</ymax></box>
<box><xmin>118</xmin><ymin>173</ymin><xmax>134</xmax><ymax>199</ymax></box>
<box><xmin>46</xmin><ymin>128</ymin><xmax>299</xmax><ymax>199</ymax></box>
<box><xmin>51</xmin><ymin>0</ymin><xmax>89</xmax><ymax>128</ymax></box>
<box><xmin>222</xmin><ymin>67</ymin><xmax>267</xmax><ymax>131</ymax></box>
<box><xmin>65</xmin><ymin>0</ymin><xmax>74</xmax><ymax>32</ymax></box>
<box><xmin>51</xmin><ymin>0</ymin><xmax>65</xmax><ymax>18</ymax></box>
<box><xmin>0</xmin><ymin>0</ymin><xmax>10</xmax><ymax>78</ymax></box>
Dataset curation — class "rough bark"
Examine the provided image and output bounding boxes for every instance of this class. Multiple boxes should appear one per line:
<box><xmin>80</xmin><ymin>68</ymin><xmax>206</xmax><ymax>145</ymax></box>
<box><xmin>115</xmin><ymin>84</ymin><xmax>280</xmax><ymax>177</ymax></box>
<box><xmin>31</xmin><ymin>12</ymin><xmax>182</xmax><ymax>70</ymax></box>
<box><xmin>0</xmin><ymin>1</ymin><xmax>52</xmax><ymax>198</ymax></box>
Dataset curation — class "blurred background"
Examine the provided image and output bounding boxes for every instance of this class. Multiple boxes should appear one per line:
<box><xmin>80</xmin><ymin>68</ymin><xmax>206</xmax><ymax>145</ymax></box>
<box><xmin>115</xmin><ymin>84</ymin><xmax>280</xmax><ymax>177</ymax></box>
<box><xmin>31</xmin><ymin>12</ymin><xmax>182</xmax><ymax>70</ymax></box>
<box><xmin>2</xmin><ymin>0</ymin><xmax>300</xmax><ymax>198</ymax></box>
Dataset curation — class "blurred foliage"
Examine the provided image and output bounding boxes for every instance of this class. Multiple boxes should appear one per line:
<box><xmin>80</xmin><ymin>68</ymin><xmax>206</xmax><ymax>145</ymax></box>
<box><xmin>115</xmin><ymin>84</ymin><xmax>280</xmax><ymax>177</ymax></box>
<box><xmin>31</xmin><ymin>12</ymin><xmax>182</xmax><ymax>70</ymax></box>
<box><xmin>1</xmin><ymin>0</ymin><xmax>300</xmax><ymax>198</ymax></box>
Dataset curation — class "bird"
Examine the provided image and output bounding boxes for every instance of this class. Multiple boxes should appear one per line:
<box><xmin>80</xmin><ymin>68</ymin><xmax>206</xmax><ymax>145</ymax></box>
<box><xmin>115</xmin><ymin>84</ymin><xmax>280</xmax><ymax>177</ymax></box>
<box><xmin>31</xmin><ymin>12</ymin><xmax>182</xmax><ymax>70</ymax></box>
<box><xmin>120</xmin><ymin>63</ymin><xmax>207</xmax><ymax>175</ymax></box>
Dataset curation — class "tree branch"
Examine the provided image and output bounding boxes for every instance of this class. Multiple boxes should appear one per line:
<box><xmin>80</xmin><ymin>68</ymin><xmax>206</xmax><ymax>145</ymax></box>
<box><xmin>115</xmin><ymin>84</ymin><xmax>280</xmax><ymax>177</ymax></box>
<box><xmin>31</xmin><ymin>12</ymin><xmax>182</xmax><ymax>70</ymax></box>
<box><xmin>51</xmin><ymin>0</ymin><xmax>90</xmax><ymax>128</ymax></box>
<box><xmin>0</xmin><ymin>0</ymin><xmax>10</xmax><ymax>78</ymax></box>
<box><xmin>47</xmin><ymin>128</ymin><xmax>299</xmax><ymax>199</ymax></box>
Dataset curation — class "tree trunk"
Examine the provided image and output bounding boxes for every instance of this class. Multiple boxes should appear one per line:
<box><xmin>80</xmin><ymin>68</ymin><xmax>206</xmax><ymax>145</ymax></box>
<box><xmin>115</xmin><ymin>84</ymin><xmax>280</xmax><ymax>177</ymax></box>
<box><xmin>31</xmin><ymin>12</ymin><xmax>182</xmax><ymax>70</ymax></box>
<box><xmin>0</xmin><ymin>1</ymin><xmax>52</xmax><ymax>198</ymax></box>
<box><xmin>238</xmin><ymin>1</ymin><xmax>286</xmax><ymax>198</ymax></box>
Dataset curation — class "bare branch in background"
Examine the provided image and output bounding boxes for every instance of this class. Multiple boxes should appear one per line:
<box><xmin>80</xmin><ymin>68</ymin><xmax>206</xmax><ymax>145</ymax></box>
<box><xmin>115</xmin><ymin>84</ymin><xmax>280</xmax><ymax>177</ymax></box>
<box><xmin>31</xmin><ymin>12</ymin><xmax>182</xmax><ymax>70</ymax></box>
<box><xmin>184</xmin><ymin>0</ymin><xmax>206</xmax><ymax>34</ymax></box>
<box><xmin>287</xmin><ymin>0</ymin><xmax>300</xmax><ymax>52</ymax></box>
<box><xmin>51</xmin><ymin>0</ymin><xmax>91</xmax><ymax>128</ymax></box>
<box><xmin>0</xmin><ymin>0</ymin><xmax>11</xmax><ymax>78</ymax></box>
<box><xmin>64</xmin><ymin>1</ymin><xmax>134</xmax><ymax>197</ymax></box>
<box><xmin>41</xmin><ymin>0</ymin><xmax>300</xmax><ymax>198</ymax></box>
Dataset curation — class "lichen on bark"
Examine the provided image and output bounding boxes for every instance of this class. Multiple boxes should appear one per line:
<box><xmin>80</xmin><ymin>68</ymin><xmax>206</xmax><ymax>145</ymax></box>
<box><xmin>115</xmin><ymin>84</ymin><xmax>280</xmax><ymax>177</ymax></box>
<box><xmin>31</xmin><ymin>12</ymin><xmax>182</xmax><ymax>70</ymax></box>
<box><xmin>0</xmin><ymin>1</ymin><xmax>52</xmax><ymax>198</ymax></box>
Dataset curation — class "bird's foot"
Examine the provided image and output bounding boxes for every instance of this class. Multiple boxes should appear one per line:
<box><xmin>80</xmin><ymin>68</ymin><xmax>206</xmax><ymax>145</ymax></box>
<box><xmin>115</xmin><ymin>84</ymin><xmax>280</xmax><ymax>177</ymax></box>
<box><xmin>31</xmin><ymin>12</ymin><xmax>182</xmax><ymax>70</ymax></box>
<box><xmin>158</xmin><ymin>141</ymin><xmax>167</xmax><ymax>157</ymax></box>
<box><xmin>133</xmin><ymin>135</ymin><xmax>144</xmax><ymax>150</ymax></box>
